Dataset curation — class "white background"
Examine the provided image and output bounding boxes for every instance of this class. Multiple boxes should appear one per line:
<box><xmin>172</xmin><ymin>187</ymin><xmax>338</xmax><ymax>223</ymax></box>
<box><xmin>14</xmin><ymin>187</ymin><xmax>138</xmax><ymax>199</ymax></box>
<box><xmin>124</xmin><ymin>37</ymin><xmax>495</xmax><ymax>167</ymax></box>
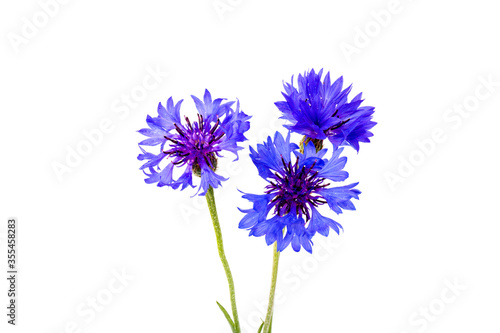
<box><xmin>1</xmin><ymin>0</ymin><xmax>500</xmax><ymax>332</ymax></box>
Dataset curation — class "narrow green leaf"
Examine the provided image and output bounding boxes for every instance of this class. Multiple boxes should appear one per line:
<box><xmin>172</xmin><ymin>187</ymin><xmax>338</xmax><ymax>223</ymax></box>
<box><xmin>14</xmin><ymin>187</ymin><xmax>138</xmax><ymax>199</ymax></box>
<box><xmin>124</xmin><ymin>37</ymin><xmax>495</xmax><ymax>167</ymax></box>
<box><xmin>268</xmin><ymin>315</ymin><xmax>273</xmax><ymax>333</ymax></box>
<box><xmin>257</xmin><ymin>321</ymin><xmax>264</xmax><ymax>333</ymax></box>
<box><xmin>216</xmin><ymin>301</ymin><xmax>236</xmax><ymax>333</ymax></box>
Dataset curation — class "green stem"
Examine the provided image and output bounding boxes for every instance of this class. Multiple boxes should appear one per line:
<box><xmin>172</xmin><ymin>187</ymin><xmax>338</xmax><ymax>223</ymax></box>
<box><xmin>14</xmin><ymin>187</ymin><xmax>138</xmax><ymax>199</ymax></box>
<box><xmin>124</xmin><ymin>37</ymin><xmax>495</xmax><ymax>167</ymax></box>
<box><xmin>262</xmin><ymin>242</ymin><xmax>281</xmax><ymax>333</ymax></box>
<box><xmin>206</xmin><ymin>186</ymin><xmax>240</xmax><ymax>333</ymax></box>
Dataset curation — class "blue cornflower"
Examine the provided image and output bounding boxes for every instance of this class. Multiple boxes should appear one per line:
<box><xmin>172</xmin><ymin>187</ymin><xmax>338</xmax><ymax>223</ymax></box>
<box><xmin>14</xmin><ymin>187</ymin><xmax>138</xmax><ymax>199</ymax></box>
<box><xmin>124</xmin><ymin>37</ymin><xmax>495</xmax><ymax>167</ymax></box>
<box><xmin>239</xmin><ymin>132</ymin><xmax>361</xmax><ymax>253</ymax></box>
<box><xmin>275</xmin><ymin>69</ymin><xmax>376</xmax><ymax>151</ymax></box>
<box><xmin>137</xmin><ymin>89</ymin><xmax>251</xmax><ymax>196</ymax></box>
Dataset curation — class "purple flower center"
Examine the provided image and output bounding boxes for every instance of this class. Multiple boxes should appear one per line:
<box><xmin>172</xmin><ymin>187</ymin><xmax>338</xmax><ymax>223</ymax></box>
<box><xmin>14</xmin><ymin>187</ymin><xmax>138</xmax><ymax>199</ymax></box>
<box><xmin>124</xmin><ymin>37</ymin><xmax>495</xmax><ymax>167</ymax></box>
<box><xmin>163</xmin><ymin>114</ymin><xmax>225</xmax><ymax>173</ymax></box>
<box><xmin>265</xmin><ymin>157</ymin><xmax>329</xmax><ymax>221</ymax></box>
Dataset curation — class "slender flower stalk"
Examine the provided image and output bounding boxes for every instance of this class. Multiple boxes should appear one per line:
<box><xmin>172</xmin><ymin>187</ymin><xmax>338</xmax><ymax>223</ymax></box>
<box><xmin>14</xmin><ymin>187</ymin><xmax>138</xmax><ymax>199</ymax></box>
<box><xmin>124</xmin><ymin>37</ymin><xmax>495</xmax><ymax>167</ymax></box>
<box><xmin>206</xmin><ymin>186</ymin><xmax>240</xmax><ymax>333</ymax></box>
<box><xmin>137</xmin><ymin>90</ymin><xmax>250</xmax><ymax>331</ymax></box>
<box><xmin>240</xmin><ymin>132</ymin><xmax>362</xmax><ymax>331</ymax></box>
<box><xmin>262</xmin><ymin>242</ymin><xmax>280</xmax><ymax>333</ymax></box>
<box><xmin>261</xmin><ymin>138</ymin><xmax>317</xmax><ymax>332</ymax></box>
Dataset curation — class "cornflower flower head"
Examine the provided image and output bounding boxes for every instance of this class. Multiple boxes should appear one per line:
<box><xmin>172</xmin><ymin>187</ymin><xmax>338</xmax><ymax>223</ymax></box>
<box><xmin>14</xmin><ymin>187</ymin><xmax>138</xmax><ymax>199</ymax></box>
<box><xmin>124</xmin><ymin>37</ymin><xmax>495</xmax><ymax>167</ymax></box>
<box><xmin>239</xmin><ymin>132</ymin><xmax>361</xmax><ymax>253</ymax></box>
<box><xmin>275</xmin><ymin>69</ymin><xmax>376</xmax><ymax>151</ymax></box>
<box><xmin>137</xmin><ymin>89</ymin><xmax>250</xmax><ymax>195</ymax></box>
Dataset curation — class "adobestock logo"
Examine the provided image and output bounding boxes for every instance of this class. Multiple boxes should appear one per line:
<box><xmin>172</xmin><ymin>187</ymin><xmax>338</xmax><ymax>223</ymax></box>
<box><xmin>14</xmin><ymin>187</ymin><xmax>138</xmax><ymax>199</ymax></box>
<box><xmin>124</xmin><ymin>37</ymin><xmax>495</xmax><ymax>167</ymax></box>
<box><xmin>340</xmin><ymin>0</ymin><xmax>419</xmax><ymax>64</ymax></box>
<box><xmin>51</xmin><ymin>65</ymin><xmax>168</xmax><ymax>182</ymax></box>
<box><xmin>241</xmin><ymin>235</ymin><xmax>342</xmax><ymax>333</ymax></box>
<box><xmin>50</xmin><ymin>268</ymin><xmax>134</xmax><ymax>333</ymax></box>
<box><xmin>385</xmin><ymin>74</ymin><xmax>499</xmax><ymax>192</ymax></box>
<box><xmin>212</xmin><ymin>0</ymin><xmax>244</xmax><ymax>21</ymax></box>
<box><xmin>177</xmin><ymin>159</ymin><xmax>243</xmax><ymax>225</ymax></box>
<box><xmin>7</xmin><ymin>0</ymin><xmax>72</xmax><ymax>54</ymax></box>
<box><xmin>397</xmin><ymin>278</ymin><xmax>466</xmax><ymax>333</ymax></box>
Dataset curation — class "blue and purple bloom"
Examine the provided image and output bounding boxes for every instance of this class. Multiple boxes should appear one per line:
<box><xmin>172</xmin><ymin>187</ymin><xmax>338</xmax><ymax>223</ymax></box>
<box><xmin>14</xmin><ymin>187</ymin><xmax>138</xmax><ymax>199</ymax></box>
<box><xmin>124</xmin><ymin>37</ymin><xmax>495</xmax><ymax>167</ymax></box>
<box><xmin>239</xmin><ymin>132</ymin><xmax>361</xmax><ymax>253</ymax></box>
<box><xmin>137</xmin><ymin>89</ymin><xmax>250</xmax><ymax>196</ymax></box>
<box><xmin>275</xmin><ymin>69</ymin><xmax>376</xmax><ymax>151</ymax></box>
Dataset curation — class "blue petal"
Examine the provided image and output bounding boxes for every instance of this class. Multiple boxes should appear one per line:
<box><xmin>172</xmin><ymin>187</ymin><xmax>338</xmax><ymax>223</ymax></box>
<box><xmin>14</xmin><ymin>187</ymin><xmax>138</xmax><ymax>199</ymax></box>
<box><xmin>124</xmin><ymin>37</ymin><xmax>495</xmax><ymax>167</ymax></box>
<box><xmin>191</xmin><ymin>94</ymin><xmax>207</xmax><ymax>117</ymax></box>
<box><xmin>308</xmin><ymin>207</ymin><xmax>343</xmax><ymax>236</ymax></box>
<box><xmin>197</xmin><ymin>165</ymin><xmax>228</xmax><ymax>196</ymax></box>
<box><xmin>318</xmin><ymin>183</ymin><xmax>361</xmax><ymax>214</ymax></box>
<box><xmin>171</xmin><ymin>166</ymin><xmax>195</xmax><ymax>191</ymax></box>
<box><xmin>300</xmin><ymin>235</ymin><xmax>313</xmax><ymax>253</ymax></box>
<box><xmin>139</xmin><ymin>137</ymin><xmax>164</xmax><ymax>146</ymax></box>
<box><xmin>248</xmin><ymin>131</ymin><xmax>298</xmax><ymax>180</ymax></box>
<box><xmin>316</xmin><ymin>148</ymin><xmax>349</xmax><ymax>181</ymax></box>
<box><xmin>142</xmin><ymin>163</ymin><xmax>174</xmax><ymax>187</ymax></box>
<box><xmin>239</xmin><ymin>211</ymin><xmax>260</xmax><ymax>229</ymax></box>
